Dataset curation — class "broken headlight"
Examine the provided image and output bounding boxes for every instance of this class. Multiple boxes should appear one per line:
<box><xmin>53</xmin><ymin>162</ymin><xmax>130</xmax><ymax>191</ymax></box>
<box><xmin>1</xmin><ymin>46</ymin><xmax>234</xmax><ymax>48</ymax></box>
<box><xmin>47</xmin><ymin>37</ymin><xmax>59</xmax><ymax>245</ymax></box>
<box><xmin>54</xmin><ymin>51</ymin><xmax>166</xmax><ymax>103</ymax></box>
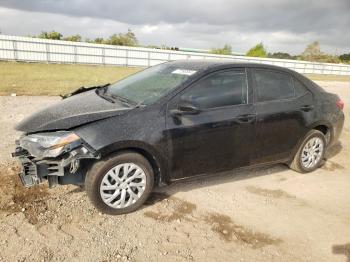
<box><xmin>19</xmin><ymin>131</ymin><xmax>81</xmax><ymax>158</ymax></box>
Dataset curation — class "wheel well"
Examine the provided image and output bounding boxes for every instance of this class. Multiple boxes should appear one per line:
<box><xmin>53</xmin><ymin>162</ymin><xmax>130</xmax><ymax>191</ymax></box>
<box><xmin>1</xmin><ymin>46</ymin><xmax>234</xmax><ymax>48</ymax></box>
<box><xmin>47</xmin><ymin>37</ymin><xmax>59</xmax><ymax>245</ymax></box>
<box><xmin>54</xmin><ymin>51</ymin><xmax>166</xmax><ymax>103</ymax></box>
<box><xmin>104</xmin><ymin>147</ymin><xmax>161</xmax><ymax>185</ymax></box>
<box><xmin>313</xmin><ymin>125</ymin><xmax>331</xmax><ymax>144</ymax></box>
<box><xmin>313</xmin><ymin>125</ymin><xmax>328</xmax><ymax>135</ymax></box>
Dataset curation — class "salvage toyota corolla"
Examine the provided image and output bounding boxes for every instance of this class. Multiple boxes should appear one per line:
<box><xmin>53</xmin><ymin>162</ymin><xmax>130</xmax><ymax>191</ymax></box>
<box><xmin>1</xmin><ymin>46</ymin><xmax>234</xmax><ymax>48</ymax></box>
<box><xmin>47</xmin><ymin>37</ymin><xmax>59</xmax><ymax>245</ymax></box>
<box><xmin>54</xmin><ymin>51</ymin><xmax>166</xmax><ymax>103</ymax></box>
<box><xmin>12</xmin><ymin>60</ymin><xmax>344</xmax><ymax>214</ymax></box>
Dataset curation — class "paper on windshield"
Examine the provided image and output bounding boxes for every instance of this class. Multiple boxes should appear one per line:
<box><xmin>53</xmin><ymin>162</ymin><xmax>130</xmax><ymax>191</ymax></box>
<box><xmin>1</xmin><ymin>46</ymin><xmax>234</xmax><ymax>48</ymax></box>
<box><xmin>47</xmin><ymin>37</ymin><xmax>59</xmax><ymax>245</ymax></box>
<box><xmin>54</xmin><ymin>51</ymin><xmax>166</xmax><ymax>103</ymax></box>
<box><xmin>172</xmin><ymin>69</ymin><xmax>197</xmax><ymax>76</ymax></box>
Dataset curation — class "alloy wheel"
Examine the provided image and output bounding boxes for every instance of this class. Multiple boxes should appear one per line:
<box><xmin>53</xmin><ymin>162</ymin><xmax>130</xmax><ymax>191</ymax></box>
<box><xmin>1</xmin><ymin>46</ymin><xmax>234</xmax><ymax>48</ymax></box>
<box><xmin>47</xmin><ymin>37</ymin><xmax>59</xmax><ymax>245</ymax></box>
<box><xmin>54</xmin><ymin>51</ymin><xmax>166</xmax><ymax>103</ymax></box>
<box><xmin>99</xmin><ymin>163</ymin><xmax>146</xmax><ymax>208</ymax></box>
<box><xmin>301</xmin><ymin>137</ymin><xmax>324</xmax><ymax>169</ymax></box>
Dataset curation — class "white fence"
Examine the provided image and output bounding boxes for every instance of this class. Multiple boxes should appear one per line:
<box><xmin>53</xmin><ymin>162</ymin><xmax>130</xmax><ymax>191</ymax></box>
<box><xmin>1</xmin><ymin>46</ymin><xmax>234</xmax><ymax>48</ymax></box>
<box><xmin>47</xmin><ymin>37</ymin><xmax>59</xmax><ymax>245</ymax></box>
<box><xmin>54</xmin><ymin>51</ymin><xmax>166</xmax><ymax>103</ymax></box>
<box><xmin>1</xmin><ymin>34</ymin><xmax>350</xmax><ymax>75</ymax></box>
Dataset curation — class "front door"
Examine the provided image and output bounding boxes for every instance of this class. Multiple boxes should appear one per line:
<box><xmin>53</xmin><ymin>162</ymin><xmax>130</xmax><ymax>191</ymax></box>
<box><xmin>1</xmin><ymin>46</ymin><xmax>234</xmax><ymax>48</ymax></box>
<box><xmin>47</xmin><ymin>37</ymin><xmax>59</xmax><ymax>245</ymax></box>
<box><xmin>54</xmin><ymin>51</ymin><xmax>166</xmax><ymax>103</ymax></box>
<box><xmin>165</xmin><ymin>68</ymin><xmax>256</xmax><ymax>179</ymax></box>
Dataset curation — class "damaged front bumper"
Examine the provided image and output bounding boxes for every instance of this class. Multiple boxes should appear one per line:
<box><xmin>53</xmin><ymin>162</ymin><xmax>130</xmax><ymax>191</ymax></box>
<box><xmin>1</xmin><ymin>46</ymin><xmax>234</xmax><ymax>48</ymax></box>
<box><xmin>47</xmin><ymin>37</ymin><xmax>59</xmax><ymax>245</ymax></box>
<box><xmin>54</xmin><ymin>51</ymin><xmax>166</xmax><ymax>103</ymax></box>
<box><xmin>12</xmin><ymin>143</ymin><xmax>99</xmax><ymax>188</ymax></box>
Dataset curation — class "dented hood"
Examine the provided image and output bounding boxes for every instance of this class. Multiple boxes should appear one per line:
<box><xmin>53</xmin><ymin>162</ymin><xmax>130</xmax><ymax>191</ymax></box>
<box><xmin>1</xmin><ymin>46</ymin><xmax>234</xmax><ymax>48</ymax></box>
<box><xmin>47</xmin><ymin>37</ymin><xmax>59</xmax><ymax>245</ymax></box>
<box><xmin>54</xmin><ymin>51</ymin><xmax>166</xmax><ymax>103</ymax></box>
<box><xmin>16</xmin><ymin>90</ymin><xmax>130</xmax><ymax>133</ymax></box>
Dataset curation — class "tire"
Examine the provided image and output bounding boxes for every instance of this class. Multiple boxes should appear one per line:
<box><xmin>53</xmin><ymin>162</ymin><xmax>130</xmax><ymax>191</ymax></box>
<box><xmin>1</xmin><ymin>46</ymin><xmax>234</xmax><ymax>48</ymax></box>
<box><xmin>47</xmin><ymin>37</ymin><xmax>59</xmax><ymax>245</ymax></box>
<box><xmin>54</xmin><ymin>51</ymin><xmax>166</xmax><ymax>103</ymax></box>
<box><xmin>290</xmin><ymin>130</ymin><xmax>326</xmax><ymax>173</ymax></box>
<box><xmin>85</xmin><ymin>151</ymin><xmax>154</xmax><ymax>215</ymax></box>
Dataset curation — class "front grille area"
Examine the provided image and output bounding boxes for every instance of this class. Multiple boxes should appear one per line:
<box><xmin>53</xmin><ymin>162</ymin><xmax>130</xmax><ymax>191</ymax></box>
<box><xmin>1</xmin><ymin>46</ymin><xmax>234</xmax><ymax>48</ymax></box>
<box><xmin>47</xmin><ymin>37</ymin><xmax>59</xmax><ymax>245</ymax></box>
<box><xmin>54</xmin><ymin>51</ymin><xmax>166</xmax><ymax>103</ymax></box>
<box><xmin>18</xmin><ymin>157</ymin><xmax>41</xmax><ymax>187</ymax></box>
<box><xmin>13</xmin><ymin>145</ymin><xmax>96</xmax><ymax>188</ymax></box>
<box><xmin>47</xmin><ymin>162</ymin><xmax>60</xmax><ymax>173</ymax></box>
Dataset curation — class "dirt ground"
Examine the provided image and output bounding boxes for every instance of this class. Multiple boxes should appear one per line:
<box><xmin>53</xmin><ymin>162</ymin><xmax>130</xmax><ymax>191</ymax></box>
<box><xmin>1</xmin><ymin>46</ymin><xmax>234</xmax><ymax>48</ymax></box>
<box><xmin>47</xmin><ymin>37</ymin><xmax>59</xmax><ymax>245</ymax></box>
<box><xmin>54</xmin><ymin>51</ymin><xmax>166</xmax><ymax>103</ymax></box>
<box><xmin>0</xmin><ymin>81</ymin><xmax>349</xmax><ymax>262</ymax></box>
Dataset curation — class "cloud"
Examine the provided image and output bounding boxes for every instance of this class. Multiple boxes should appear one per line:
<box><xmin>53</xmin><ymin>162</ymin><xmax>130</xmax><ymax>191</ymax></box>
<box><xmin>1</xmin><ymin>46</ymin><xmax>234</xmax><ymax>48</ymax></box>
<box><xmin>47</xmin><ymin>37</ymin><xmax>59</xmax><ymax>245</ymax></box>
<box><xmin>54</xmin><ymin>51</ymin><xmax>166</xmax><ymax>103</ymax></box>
<box><xmin>140</xmin><ymin>25</ymin><xmax>159</xmax><ymax>34</ymax></box>
<box><xmin>0</xmin><ymin>0</ymin><xmax>349</xmax><ymax>54</ymax></box>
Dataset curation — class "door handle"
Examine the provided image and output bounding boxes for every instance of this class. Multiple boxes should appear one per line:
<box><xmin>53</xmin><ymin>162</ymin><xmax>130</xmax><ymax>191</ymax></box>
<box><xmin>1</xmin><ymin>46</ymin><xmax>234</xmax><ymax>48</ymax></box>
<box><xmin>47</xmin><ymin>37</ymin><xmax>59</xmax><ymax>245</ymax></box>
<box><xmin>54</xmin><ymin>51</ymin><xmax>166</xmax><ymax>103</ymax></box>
<box><xmin>235</xmin><ymin>114</ymin><xmax>256</xmax><ymax>123</ymax></box>
<box><xmin>300</xmin><ymin>105</ymin><xmax>314</xmax><ymax>112</ymax></box>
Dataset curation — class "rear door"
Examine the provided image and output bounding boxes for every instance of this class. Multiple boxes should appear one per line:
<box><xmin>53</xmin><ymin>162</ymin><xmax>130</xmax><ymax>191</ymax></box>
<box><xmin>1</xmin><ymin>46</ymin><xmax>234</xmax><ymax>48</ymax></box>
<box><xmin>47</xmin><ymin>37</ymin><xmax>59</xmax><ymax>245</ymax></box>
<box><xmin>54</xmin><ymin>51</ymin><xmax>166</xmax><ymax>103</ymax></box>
<box><xmin>251</xmin><ymin>68</ymin><xmax>313</xmax><ymax>164</ymax></box>
<box><xmin>165</xmin><ymin>68</ymin><xmax>256</xmax><ymax>179</ymax></box>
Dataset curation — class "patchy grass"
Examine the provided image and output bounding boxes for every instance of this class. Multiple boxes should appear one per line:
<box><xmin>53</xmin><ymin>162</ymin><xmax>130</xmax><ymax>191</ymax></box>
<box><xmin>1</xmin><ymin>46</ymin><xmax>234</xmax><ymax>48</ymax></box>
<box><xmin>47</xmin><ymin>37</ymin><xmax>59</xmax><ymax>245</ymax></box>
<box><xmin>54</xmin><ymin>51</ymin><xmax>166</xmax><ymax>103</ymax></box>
<box><xmin>0</xmin><ymin>61</ymin><xmax>349</xmax><ymax>96</ymax></box>
<box><xmin>0</xmin><ymin>61</ymin><xmax>141</xmax><ymax>96</ymax></box>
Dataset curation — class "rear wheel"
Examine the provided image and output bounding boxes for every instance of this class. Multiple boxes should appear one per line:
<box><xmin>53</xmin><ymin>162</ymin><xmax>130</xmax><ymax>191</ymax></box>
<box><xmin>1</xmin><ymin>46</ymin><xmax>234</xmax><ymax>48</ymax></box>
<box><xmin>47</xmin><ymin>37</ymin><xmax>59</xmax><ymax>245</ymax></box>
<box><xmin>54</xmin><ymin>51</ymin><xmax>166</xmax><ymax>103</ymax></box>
<box><xmin>290</xmin><ymin>130</ymin><xmax>326</xmax><ymax>173</ymax></box>
<box><xmin>85</xmin><ymin>152</ymin><xmax>154</xmax><ymax>215</ymax></box>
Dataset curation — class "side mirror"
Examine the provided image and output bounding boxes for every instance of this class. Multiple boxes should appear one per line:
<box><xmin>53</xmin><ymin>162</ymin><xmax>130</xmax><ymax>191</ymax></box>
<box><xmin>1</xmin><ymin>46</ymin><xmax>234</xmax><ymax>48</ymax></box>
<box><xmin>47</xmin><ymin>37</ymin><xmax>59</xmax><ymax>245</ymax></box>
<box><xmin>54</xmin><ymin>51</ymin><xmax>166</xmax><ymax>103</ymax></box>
<box><xmin>170</xmin><ymin>100</ymin><xmax>200</xmax><ymax>116</ymax></box>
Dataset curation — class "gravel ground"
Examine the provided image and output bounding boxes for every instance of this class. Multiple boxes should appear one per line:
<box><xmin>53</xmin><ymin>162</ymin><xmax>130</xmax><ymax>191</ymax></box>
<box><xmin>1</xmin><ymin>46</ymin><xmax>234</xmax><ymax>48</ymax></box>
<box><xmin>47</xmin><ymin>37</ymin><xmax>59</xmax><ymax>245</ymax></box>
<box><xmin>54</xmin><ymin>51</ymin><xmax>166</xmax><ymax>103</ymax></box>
<box><xmin>0</xmin><ymin>81</ymin><xmax>350</xmax><ymax>262</ymax></box>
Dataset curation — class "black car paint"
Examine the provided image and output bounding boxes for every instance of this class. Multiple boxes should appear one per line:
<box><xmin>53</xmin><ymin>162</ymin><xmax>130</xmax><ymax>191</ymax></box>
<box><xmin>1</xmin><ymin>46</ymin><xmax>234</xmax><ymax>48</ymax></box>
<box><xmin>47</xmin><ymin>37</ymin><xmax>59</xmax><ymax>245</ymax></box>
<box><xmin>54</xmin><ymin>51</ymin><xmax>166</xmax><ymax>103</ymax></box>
<box><xmin>16</xmin><ymin>89</ymin><xmax>130</xmax><ymax>132</ymax></box>
<box><xmin>16</xmin><ymin>60</ymin><xmax>345</xmax><ymax>186</ymax></box>
<box><xmin>165</xmin><ymin>68</ymin><xmax>255</xmax><ymax>179</ymax></box>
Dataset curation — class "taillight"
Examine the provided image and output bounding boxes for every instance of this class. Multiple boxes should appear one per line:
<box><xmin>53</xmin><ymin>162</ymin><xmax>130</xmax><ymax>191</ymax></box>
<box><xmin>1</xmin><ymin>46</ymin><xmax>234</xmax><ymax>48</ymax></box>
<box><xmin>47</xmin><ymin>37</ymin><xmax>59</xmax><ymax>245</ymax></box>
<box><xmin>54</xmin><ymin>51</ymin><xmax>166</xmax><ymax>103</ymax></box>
<box><xmin>336</xmin><ymin>99</ymin><xmax>344</xmax><ymax>110</ymax></box>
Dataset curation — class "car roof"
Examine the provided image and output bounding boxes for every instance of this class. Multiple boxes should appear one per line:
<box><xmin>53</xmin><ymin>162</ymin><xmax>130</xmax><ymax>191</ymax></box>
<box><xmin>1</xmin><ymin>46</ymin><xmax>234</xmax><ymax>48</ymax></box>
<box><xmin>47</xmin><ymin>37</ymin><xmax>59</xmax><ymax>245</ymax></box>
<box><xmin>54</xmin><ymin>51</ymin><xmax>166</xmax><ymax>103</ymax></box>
<box><xmin>166</xmin><ymin>59</ymin><xmax>295</xmax><ymax>74</ymax></box>
<box><xmin>164</xmin><ymin>59</ymin><xmax>325</xmax><ymax>96</ymax></box>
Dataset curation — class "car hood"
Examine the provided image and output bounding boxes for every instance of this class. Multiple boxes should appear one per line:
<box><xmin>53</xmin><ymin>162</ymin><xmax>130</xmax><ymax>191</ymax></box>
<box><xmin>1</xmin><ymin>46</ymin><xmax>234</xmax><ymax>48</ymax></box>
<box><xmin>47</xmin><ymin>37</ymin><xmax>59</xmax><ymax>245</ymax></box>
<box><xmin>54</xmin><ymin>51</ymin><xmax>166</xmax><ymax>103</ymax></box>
<box><xmin>16</xmin><ymin>90</ymin><xmax>131</xmax><ymax>133</ymax></box>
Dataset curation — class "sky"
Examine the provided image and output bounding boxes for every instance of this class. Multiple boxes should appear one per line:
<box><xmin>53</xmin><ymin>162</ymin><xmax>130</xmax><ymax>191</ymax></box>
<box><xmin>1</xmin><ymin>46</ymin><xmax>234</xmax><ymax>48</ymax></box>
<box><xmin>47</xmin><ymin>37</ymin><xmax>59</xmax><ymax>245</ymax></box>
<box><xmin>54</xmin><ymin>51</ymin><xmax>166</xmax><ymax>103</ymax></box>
<box><xmin>0</xmin><ymin>0</ymin><xmax>349</xmax><ymax>55</ymax></box>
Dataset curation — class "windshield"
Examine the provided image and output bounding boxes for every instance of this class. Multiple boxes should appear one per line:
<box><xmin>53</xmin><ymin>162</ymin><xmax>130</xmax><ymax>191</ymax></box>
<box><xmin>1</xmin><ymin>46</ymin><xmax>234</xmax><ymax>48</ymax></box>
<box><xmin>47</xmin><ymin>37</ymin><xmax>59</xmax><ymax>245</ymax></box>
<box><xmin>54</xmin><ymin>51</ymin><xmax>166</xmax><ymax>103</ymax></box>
<box><xmin>107</xmin><ymin>63</ymin><xmax>197</xmax><ymax>105</ymax></box>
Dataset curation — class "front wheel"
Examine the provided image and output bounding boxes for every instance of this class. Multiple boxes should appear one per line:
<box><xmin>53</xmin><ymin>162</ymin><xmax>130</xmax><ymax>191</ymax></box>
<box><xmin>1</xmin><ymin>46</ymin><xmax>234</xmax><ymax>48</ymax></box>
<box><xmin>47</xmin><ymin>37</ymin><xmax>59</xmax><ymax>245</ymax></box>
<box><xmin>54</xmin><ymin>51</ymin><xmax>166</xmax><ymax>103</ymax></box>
<box><xmin>290</xmin><ymin>130</ymin><xmax>326</xmax><ymax>173</ymax></box>
<box><xmin>85</xmin><ymin>152</ymin><xmax>154</xmax><ymax>215</ymax></box>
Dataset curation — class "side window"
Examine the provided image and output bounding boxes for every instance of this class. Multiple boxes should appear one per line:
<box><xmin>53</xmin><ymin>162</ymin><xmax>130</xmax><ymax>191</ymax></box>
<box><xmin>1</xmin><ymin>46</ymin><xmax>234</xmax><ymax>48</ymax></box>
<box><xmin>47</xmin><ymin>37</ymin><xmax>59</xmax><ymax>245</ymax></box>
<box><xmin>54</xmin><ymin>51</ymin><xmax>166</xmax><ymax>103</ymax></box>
<box><xmin>293</xmin><ymin>78</ymin><xmax>309</xmax><ymax>97</ymax></box>
<box><xmin>180</xmin><ymin>69</ymin><xmax>248</xmax><ymax>109</ymax></box>
<box><xmin>254</xmin><ymin>69</ymin><xmax>294</xmax><ymax>102</ymax></box>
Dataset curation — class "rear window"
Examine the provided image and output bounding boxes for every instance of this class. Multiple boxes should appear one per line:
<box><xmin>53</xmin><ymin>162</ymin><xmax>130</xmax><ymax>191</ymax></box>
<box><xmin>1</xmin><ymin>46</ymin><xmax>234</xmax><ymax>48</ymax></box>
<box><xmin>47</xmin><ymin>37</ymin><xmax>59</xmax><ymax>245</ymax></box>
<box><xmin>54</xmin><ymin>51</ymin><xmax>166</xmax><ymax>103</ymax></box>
<box><xmin>293</xmin><ymin>78</ymin><xmax>309</xmax><ymax>97</ymax></box>
<box><xmin>254</xmin><ymin>69</ymin><xmax>294</xmax><ymax>102</ymax></box>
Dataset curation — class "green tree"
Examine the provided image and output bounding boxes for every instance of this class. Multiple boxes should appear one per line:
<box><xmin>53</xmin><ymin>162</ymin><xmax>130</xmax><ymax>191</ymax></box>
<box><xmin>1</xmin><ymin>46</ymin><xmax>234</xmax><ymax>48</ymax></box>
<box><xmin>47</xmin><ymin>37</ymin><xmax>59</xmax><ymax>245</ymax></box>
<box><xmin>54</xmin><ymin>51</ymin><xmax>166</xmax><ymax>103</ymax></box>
<box><xmin>62</xmin><ymin>34</ymin><xmax>82</xmax><ymax>42</ymax></box>
<box><xmin>339</xmin><ymin>53</ymin><xmax>350</xmax><ymax>63</ymax></box>
<box><xmin>300</xmin><ymin>41</ymin><xmax>340</xmax><ymax>63</ymax></box>
<box><xmin>300</xmin><ymin>41</ymin><xmax>323</xmax><ymax>62</ymax></box>
<box><xmin>268</xmin><ymin>52</ymin><xmax>297</xmax><ymax>60</ymax></box>
<box><xmin>33</xmin><ymin>30</ymin><xmax>138</xmax><ymax>47</ymax></box>
<box><xmin>160</xmin><ymin>44</ymin><xmax>169</xmax><ymax>49</ymax></box>
<box><xmin>85</xmin><ymin>38</ymin><xmax>105</xmax><ymax>44</ymax></box>
<box><xmin>210</xmin><ymin>44</ymin><xmax>232</xmax><ymax>55</ymax></box>
<box><xmin>246</xmin><ymin>43</ymin><xmax>267</xmax><ymax>57</ymax></box>
<box><xmin>321</xmin><ymin>55</ymin><xmax>340</xmax><ymax>63</ymax></box>
<box><xmin>93</xmin><ymin>38</ymin><xmax>105</xmax><ymax>44</ymax></box>
<box><xmin>105</xmin><ymin>29</ymin><xmax>138</xmax><ymax>46</ymax></box>
<box><xmin>37</xmin><ymin>31</ymin><xmax>63</xmax><ymax>40</ymax></box>
<box><xmin>145</xmin><ymin>44</ymin><xmax>160</xmax><ymax>49</ymax></box>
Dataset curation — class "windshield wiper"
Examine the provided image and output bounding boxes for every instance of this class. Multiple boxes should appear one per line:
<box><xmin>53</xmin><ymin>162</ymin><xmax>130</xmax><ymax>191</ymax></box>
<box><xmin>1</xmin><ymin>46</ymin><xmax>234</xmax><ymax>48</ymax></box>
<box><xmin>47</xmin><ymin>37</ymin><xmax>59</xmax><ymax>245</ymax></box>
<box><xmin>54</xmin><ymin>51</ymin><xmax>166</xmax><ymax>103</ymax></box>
<box><xmin>95</xmin><ymin>84</ymin><xmax>117</xmax><ymax>103</ymax></box>
<box><xmin>95</xmin><ymin>85</ymin><xmax>135</xmax><ymax>106</ymax></box>
<box><xmin>96</xmin><ymin>85</ymin><xmax>144</xmax><ymax>107</ymax></box>
<box><xmin>61</xmin><ymin>83</ymin><xmax>110</xmax><ymax>99</ymax></box>
<box><xmin>134</xmin><ymin>101</ymin><xmax>146</xmax><ymax>108</ymax></box>
<box><xmin>109</xmin><ymin>94</ymin><xmax>139</xmax><ymax>107</ymax></box>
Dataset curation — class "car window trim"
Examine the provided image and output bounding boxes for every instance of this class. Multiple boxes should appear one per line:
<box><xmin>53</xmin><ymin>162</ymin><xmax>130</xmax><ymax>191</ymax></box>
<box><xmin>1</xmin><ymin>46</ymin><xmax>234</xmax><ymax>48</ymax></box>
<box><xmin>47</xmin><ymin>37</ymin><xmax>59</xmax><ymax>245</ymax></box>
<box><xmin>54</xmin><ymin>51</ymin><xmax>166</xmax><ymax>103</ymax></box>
<box><xmin>169</xmin><ymin>67</ymin><xmax>250</xmax><ymax>111</ymax></box>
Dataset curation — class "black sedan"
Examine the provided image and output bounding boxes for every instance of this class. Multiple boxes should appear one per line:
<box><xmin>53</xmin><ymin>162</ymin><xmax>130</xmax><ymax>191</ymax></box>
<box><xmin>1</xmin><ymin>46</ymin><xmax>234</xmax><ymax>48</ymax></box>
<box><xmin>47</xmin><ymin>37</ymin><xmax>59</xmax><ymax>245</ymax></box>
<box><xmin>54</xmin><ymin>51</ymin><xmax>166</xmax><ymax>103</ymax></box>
<box><xmin>13</xmin><ymin>60</ymin><xmax>345</xmax><ymax>214</ymax></box>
